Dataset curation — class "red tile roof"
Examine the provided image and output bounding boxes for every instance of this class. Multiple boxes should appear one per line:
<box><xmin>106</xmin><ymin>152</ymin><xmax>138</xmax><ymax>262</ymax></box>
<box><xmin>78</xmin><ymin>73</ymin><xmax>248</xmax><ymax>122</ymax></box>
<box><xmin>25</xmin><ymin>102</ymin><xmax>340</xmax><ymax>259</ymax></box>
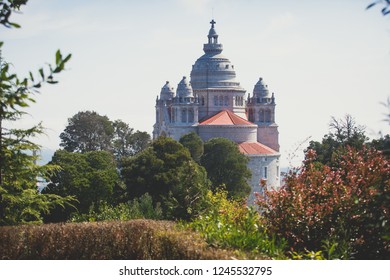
<box><xmin>238</xmin><ymin>142</ymin><xmax>278</xmax><ymax>155</ymax></box>
<box><xmin>199</xmin><ymin>110</ymin><xmax>254</xmax><ymax>125</ymax></box>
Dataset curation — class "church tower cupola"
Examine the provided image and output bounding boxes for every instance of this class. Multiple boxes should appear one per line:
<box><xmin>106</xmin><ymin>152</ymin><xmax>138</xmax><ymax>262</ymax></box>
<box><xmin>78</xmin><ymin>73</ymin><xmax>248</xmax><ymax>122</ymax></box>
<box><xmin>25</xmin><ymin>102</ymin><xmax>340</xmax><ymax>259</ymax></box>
<box><xmin>176</xmin><ymin>76</ymin><xmax>193</xmax><ymax>98</ymax></box>
<box><xmin>160</xmin><ymin>81</ymin><xmax>175</xmax><ymax>100</ymax></box>
<box><xmin>253</xmin><ymin>77</ymin><xmax>270</xmax><ymax>98</ymax></box>
<box><xmin>247</xmin><ymin>77</ymin><xmax>279</xmax><ymax>152</ymax></box>
<box><xmin>253</xmin><ymin>77</ymin><xmax>272</xmax><ymax>103</ymax></box>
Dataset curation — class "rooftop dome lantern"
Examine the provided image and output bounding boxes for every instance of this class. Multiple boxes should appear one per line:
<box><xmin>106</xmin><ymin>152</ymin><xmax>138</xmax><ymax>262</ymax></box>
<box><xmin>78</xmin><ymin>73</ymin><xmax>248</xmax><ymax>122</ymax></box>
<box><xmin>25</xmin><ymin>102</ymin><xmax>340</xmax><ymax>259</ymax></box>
<box><xmin>203</xmin><ymin>19</ymin><xmax>223</xmax><ymax>54</ymax></box>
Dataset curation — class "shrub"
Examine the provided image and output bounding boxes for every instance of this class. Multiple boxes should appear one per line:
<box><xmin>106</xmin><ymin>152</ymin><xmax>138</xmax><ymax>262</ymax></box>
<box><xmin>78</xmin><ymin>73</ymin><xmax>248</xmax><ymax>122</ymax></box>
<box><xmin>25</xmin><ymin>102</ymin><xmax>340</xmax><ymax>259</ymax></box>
<box><xmin>257</xmin><ymin>146</ymin><xmax>390</xmax><ymax>259</ymax></box>
<box><xmin>186</xmin><ymin>190</ymin><xmax>287</xmax><ymax>259</ymax></box>
<box><xmin>0</xmin><ymin>220</ymin><xmax>255</xmax><ymax>260</ymax></box>
<box><xmin>70</xmin><ymin>193</ymin><xmax>163</xmax><ymax>222</ymax></box>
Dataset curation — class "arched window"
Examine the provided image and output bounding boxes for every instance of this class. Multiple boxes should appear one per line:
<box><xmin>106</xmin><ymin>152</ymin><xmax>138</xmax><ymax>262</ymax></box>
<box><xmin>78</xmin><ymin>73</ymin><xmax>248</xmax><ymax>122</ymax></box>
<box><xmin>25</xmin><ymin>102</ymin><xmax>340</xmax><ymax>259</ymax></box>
<box><xmin>224</xmin><ymin>96</ymin><xmax>228</xmax><ymax>106</ymax></box>
<box><xmin>259</xmin><ymin>109</ymin><xmax>265</xmax><ymax>122</ymax></box>
<box><xmin>171</xmin><ymin>108</ymin><xmax>175</xmax><ymax>123</ymax></box>
<box><xmin>188</xmin><ymin>109</ymin><xmax>194</xmax><ymax>123</ymax></box>
<box><xmin>168</xmin><ymin>108</ymin><xmax>172</xmax><ymax>123</ymax></box>
<box><xmin>219</xmin><ymin>96</ymin><xmax>223</xmax><ymax>106</ymax></box>
<box><xmin>181</xmin><ymin>109</ymin><xmax>187</xmax><ymax>123</ymax></box>
<box><xmin>201</xmin><ymin>96</ymin><xmax>205</xmax><ymax>106</ymax></box>
<box><xmin>248</xmin><ymin>109</ymin><xmax>254</xmax><ymax>122</ymax></box>
<box><xmin>265</xmin><ymin>109</ymin><xmax>271</xmax><ymax>122</ymax></box>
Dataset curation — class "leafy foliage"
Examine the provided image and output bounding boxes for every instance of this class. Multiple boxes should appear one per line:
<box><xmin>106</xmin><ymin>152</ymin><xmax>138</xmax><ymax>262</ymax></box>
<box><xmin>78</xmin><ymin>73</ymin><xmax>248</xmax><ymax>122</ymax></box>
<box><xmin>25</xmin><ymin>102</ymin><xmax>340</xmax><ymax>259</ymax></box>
<box><xmin>0</xmin><ymin>123</ymin><xmax>76</xmax><ymax>225</ymax></box>
<box><xmin>370</xmin><ymin>134</ymin><xmax>390</xmax><ymax>158</ymax></box>
<box><xmin>112</xmin><ymin>120</ymin><xmax>134</xmax><ymax>160</ymax></box>
<box><xmin>0</xmin><ymin>0</ymin><xmax>27</xmax><ymax>28</ymax></box>
<box><xmin>70</xmin><ymin>193</ymin><xmax>163</xmax><ymax>222</ymax></box>
<box><xmin>60</xmin><ymin>111</ymin><xmax>114</xmax><ymax>153</ymax></box>
<box><xmin>121</xmin><ymin>136</ymin><xmax>210</xmax><ymax>220</ymax></box>
<box><xmin>306</xmin><ymin>115</ymin><xmax>368</xmax><ymax>166</ymax></box>
<box><xmin>0</xmin><ymin>12</ymin><xmax>73</xmax><ymax>225</ymax></box>
<box><xmin>201</xmin><ymin>138</ymin><xmax>251</xmax><ymax>199</ymax></box>
<box><xmin>186</xmin><ymin>190</ymin><xmax>287</xmax><ymax>258</ymax></box>
<box><xmin>179</xmin><ymin>132</ymin><xmax>204</xmax><ymax>162</ymax></box>
<box><xmin>257</xmin><ymin>146</ymin><xmax>390</xmax><ymax>259</ymax></box>
<box><xmin>59</xmin><ymin>112</ymin><xmax>151</xmax><ymax>162</ymax></box>
<box><xmin>43</xmin><ymin>150</ymin><xmax>119</xmax><ymax>221</ymax></box>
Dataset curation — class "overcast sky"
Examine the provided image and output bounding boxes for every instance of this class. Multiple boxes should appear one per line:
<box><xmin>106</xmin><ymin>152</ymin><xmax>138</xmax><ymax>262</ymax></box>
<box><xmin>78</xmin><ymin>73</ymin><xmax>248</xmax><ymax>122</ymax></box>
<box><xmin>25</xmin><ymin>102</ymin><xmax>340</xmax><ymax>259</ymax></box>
<box><xmin>2</xmin><ymin>0</ymin><xmax>390</xmax><ymax>167</ymax></box>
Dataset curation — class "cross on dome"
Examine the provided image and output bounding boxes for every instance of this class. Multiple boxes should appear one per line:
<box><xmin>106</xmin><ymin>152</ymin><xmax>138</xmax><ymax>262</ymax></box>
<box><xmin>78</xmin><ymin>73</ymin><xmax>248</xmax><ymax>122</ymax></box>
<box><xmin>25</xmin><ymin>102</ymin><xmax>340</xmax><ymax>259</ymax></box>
<box><xmin>210</xmin><ymin>19</ymin><xmax>216</xmax><ymax>28</ymax></box>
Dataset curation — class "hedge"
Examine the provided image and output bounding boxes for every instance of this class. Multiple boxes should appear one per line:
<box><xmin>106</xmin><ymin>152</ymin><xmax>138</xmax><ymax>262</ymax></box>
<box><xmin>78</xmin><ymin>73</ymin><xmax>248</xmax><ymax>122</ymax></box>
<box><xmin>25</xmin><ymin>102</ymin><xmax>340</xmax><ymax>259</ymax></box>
<box><xmin>0</xmin><ymin>219</ymin><xmax>253</xmax><ymax>259</ymax></box>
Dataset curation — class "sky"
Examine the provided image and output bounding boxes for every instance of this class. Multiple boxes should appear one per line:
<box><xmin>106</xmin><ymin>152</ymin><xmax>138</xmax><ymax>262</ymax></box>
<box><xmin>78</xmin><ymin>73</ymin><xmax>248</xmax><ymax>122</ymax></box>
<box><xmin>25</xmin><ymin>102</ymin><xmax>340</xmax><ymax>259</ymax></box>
<box><xmin>2</xmin><ymin>0</ymin><xmax>390</xmax><ymax>167</ymax></box>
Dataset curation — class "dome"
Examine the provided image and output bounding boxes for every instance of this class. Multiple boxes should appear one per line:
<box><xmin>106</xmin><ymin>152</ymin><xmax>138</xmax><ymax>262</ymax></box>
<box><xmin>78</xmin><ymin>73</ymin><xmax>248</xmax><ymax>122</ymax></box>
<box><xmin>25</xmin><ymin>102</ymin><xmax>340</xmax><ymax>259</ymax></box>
<box><xmin>160</xmin><ymin>81</ymin><xmax>175</xmax><ymax>100</ymax></box>
<box><xmin>176</xmin><ymin>76</ymin><xmax>193</xmax><ymax>97</ymax></box>
<box><xmin>253</xmin><ymin>77</ymin><xmax>270</xmax><ymax>98</ymax></box>
<box><xmin>190</xmin><ymin>20</ymin><xmax>243</xmax><ymax>90</ymax></box>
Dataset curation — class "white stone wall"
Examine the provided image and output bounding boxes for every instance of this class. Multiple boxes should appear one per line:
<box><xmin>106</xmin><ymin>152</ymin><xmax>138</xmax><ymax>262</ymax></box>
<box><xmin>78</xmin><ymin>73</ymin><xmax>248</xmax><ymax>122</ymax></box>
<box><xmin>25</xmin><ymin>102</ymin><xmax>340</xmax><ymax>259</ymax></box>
<box><xmin>198</xmin><ymin>125</ymin><xmax>257</xmax><ymax>142</ymax></box>
<box><xmin>168</xmin><ymin>125</ymin><xmax>198</xmax><ymax>141</ymax></box>
<box><xmin>195</xmin><ymin>89</ymin><xmax>247</xmax><ymax>120</ymax></box>
<box><xmin>247</xmin><ymin>154</ymin><xmax>280</xmax><ymax>204</ymax></box>
<box><xmin>257</xmin><ymin>124</ymin><xmax>280</xmax><ymax>152</ymax></box>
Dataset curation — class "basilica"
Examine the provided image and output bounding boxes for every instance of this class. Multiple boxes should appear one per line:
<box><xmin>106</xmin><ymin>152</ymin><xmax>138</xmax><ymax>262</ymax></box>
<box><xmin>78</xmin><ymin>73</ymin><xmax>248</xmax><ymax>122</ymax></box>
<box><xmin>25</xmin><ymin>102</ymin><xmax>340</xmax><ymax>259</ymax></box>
<box><xmin>153</xmin><ymin>20</ymin><xmax>280</xmax><ymax>201</ymax></box>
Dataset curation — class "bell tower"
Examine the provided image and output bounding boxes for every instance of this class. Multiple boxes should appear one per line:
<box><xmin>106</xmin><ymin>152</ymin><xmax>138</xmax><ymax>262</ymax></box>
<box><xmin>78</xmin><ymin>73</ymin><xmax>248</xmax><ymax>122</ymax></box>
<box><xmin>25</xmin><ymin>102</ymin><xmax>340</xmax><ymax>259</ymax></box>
<box><xmin>247</xmin><ymin>77</ymin><xmax>279</xmax><ymax>152</ymax></box>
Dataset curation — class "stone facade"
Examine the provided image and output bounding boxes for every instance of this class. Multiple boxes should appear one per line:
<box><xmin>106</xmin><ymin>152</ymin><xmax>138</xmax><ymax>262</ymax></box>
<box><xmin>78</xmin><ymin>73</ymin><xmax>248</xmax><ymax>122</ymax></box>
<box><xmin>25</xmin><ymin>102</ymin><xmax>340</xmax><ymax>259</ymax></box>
<box><xmin>246</xmin><ymin>155</ymin><xmax>280</xmax><ymax>203</ymax></box>
<box><xmin>153</xmin><ymin>20</ymin><xmax>281</xmax><ymax>198</ymax></box>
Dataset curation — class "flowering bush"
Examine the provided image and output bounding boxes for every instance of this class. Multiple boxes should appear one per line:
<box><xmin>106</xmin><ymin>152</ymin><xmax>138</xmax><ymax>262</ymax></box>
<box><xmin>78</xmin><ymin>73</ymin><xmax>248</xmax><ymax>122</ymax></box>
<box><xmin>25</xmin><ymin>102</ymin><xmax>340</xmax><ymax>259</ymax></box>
<box><xmin>256</xmin><ymin>146</ymin><xmax>390</xmax><ymax>259</ymax></box>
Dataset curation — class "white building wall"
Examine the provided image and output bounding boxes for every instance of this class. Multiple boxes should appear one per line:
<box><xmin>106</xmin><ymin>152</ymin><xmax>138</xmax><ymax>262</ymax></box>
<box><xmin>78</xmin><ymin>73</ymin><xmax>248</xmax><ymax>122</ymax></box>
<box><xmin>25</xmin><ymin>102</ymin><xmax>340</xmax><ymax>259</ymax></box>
<box><xmin>247</xmin><ymin>154</ymin><xmax>280</xmax><ymax>204</ymax></box>
<box><xmin>257</xmin><ymin>124</ymin><xmax>280</xmax><ymax>152</ymax></box>
<box><xmin>168</xmin><ymin>125</ymin><xmax>198</xmax><ymax>141</ymax></box>
<box><xmin>198</xmin><ymin>125</ymin><xmax>257</xmax><ymax>142</ymax></box>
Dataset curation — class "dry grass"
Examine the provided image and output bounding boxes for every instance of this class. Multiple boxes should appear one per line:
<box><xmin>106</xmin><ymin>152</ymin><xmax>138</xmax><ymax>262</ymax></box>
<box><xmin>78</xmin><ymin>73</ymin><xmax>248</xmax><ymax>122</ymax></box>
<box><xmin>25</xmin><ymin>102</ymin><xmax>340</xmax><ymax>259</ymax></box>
<box><xmin>0</xmin><ymin>219</ymin><xmax>260</xmax><ymax>260</ymax></box>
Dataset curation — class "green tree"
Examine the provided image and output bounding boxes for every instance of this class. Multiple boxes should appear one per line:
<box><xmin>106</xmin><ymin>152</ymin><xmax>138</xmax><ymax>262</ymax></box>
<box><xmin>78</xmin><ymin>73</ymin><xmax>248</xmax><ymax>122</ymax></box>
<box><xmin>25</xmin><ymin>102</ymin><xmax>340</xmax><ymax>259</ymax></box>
<box><xmin>179</xmin><ymin>132</ymin><xmax>204</xmax><ymax>162</ymax></box>
<box><xmin>201</xmin><ymin>138</ymin><xmax>251</xmax><ymax>199</ymax></box>
<box><xmin>306</xmin><ymin>115</ymin><xmax>368</xmax><ymax>166</ymax></box>
<box><xmin>43</xmin><ymin>150</ymin><xmax>119</xmax><ymax>222</ymax></box>
<box><xmin>130</xmin><ymin>130</ymin><xmax>151</xmax><ymax>156</ymax></box>
<box><xmin>112</xmin><ymin>120</ymin><xmax>151</xmax><ymax>161</ymax></box>
<box><xmin>0</xmin><ymin>2</ymin><xmax>73</xmax><ymax>225</ymax></box>
<box><xmin>60</xmin><ymin>113</ymin><xmax>150</xmax><ymax>161</ymax></box>
<box><xmin>112</xmin><ymin>119</ymin><xmax>134</xmax><ymax>160</ymax></box>
<box><xmin>60</xmin><ymin>111</ymin><xmax>114</xmax><ymax>153</ymax></box>
<box><xmin>121</xmin><ymin>136</ymin><xmax>210</xmax><ymax>220</ymax></box>
<box><xmin>370</xmin><ymin>134</ymin><xmax>390</xmax><ymax>158</ymax></box>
